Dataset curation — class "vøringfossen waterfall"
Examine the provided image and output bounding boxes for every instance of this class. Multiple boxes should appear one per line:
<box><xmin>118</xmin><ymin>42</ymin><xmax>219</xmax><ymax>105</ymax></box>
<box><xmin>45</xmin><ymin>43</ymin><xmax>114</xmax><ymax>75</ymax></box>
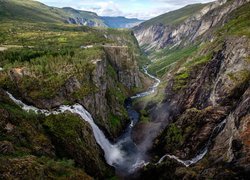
<box><xmin>6</xmin><ymin>92</ymin><xmax>124</xmax><ymax>166</ymax></box>
<box><xmin>6</xmin><ymin>67</ymin><xmax>226</xmax><ymax>173</ymax></box>
<box><xmin>6</xmin><ymin>68</ymin><xmax>161</xmax><ymax>174</ymax></box>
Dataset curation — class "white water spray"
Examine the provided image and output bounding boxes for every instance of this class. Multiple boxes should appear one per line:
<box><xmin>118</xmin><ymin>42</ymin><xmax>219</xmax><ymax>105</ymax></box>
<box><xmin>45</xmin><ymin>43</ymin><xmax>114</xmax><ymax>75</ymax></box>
<box><xmin>6</xmin><ymin>64</ymin><xmax>227</xmax><ymax>171</ymax></box>
<box><xmin>5</xmin><ymin>67</ymin><xmax>162</xmax><ymax>173</ymax></box>
<box><xmin>6</xmin><ymin>92</ymin><xmax>124</xmax><ymax>166</ymax></box>
<box><xmin>156</xmin><ymin>118</ymin><xmax>227</xmax><ymax>166</ymax></box>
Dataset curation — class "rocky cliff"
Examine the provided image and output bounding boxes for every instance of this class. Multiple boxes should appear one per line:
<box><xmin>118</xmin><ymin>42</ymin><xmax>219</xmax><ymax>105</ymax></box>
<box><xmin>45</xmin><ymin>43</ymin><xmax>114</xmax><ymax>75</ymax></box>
<box><xmin>0</xmin><ymin>89</ymin><xmax>109</xmax><ymax>179</ymax></box>
<box><xmin>0</xmin><ymin>18</ymin><xmax>149</xmax><ymax>178</ymax></box>
<box><xmin>132</xmin><ymin>0</ymin><xmax>250</xmax><ymax>179</ymax></box>
<box><xmin>134</xmin><ymin>0</ymin><xmax>249</xmax><ymax>53</ymax></box>
<box><xmin>2</xmin><ymin>45</ymin><xmax>144</xmax><ymax>139</ymax></box>
<box><xmin>138</xmin><ymin>36</ymin><xmax>250</xmax><ymax>179</ymax></box>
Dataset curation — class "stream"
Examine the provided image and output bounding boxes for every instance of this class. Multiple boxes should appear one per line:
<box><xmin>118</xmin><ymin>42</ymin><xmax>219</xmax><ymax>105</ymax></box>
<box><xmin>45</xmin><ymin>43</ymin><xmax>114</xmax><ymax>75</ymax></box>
<box><xmin>6</xmin><ymin>67</ymin><xmax>226</xmax><ymax>174</ymax></box>
<box><xmin>6</xmin><ymin>67</ymin><xmax>161</xmax><ymax>175</ymax></box>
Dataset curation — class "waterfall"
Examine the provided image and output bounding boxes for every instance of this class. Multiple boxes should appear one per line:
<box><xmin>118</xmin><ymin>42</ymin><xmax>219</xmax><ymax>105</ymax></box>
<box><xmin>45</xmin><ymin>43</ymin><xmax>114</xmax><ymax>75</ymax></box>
<box><xmin>156</xmin><ymin>118</ymin><xmax>227</xmax><ymax>166</ymax></box>
<box><xmin>6</xmin><ymin>66</ymin><xmax>162</xmax><ymax>174</ymax></box>
<box><xmin>6</xmin><ymin>92</ymin><xmax>124</xmax><ymax>167</ymax></box>
<box><xmin>6</xmin><ymin>65</ymin><xmax>226</xmax><ymax>172</ymax></box>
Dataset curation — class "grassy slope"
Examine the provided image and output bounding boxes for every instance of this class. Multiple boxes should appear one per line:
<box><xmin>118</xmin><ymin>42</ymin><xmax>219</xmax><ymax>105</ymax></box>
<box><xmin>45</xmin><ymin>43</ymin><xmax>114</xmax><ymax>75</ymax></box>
<box><xmin>139</xmin><ymin>3</ymin><xmax>208</xmax><ymax>28</ymax></box>
<box><xmin>146</xmin><ymin>3</ymin><xmax>250</xmax><ymax>177</ymax></box>
<box><xmin>136</xmin><ymin>2</ymin><xmax>250</xmax><ymax>119</ymax></box>
<box><xmin>0</xmin><ymin>0</ymin><xmax>66</xmax><ymax>23</ymax></box>
<box><xmin>0</xmin><ymin>1</ymin><xmax>145</xmax><ymax>178</ymax></box>
<box><xmin>0</xmin><ymin>22</ymin><xmax>109</xmax><ymax>99</ymax></box>
<box><xmin>148</xmin><ymin>1</ymin><xmax>250</xmax><ymax>78</ymax></box>
<box><xmin>0</xmin><ymin>0</ymin><xmax>106</xmax><ymax>25</ymax></box>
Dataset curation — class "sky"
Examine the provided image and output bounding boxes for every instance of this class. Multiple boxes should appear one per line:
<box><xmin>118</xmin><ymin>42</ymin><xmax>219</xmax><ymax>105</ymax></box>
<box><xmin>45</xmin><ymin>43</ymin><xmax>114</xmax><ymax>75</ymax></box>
<box><xmin>36</xmin><ymin>0</ymin><xmax>215</xmax><ymax>20</ymax></box>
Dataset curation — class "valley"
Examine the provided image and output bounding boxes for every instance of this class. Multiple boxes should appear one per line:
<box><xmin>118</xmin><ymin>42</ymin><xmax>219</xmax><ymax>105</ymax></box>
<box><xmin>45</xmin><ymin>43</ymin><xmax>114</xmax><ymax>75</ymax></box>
<box><xmin>0</xmin><ymin>0</ymin><xmax>249</xmax><ymax>179</ymax></box>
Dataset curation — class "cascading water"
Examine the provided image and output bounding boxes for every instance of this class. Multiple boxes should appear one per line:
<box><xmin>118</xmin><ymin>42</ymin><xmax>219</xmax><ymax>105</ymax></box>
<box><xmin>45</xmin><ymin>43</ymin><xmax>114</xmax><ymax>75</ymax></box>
<box><xmin>6</xmin><ymin>92</ymin><xmax>124</xmax><ymax>166</ymax></box>
<box><xmin>131</xmin><ymin>67</ymin><xmax>161</xmax><ymax>99</ymax></box>
<box><xmin>6</xmin><ymin>66</ymin><xmax>227</xmax><ymax>172</ymax></box>
<box><xmin>156</xmin><ymin>118</ymin><xmax>227</xmax><ymax>166</ymax></box>
<box><xmin>6</xmin><ymin>67</ymin><xmax>161</xmax><ymax>174</ymax></box>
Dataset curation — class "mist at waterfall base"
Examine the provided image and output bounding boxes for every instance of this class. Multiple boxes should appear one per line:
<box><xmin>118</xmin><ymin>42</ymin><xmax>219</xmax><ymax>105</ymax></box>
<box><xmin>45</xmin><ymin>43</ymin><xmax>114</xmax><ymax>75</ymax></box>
<box><xmin>5</xmin><ymin>68</ymin><xmax>160</xmax><ymax>175</ymax></box>
<box><xmin>6</xmin><ymin>91</ymin><xmax>145</xmax><ymax>174</ymax></box>
<box><xmin>6</xmin><ymin>65</ymin><xmax>230</xmax><ymax>176</ymax></box>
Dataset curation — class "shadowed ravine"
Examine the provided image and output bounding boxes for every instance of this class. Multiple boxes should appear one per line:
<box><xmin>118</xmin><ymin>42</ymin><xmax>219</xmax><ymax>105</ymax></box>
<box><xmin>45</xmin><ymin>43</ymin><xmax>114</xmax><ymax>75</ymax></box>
<box><xmin>6</xmin><ymin>67</ymin><xmax>161</xmax><ymax>175</ymax></box>
<box><xmin>5</xmin><ymin>67</ymin><xmax>224</xmax><ymax>175</ymax></box>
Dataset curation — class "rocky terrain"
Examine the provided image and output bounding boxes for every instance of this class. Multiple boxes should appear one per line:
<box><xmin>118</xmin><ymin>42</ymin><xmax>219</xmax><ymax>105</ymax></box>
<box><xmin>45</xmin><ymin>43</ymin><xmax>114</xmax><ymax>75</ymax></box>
<box><xmin>0</xmin><ymin>0</ymin><xmax>249</xmax><ymax>179</ymax></box>
<box><xmin>0</xmin><ymin>3</ymin><xmax>148</xmax><ymax>177</ymax></box>
<box><xmin>132</xmin><ymin>0</ymin><xmax>250</xmax><ymax>179</ymax></box>
<box><xmin>134</xmin><ymin>0</ymin><xmax>249</xmax><ymax>52</ymax></box>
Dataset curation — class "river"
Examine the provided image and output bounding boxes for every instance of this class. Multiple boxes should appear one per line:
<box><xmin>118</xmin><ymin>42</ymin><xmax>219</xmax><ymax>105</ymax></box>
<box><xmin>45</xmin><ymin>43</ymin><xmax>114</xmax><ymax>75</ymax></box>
<box><xmin>6</xmin><ymin>65</ymin><xmax>228</xmax><ymax>174</ymax></box>
<box><xmin>6</xmin><ymin>67</ymin><xmax>161</xmax><ymax>175</ymax></box>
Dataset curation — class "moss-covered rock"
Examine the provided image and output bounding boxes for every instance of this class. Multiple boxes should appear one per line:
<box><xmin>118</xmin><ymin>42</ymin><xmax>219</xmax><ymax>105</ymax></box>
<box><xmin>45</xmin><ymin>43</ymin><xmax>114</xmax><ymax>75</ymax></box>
<box><xmin>43</xmin><ymin>113</ymin><xmax>114</xmax><ymax>178</ymax></box>
<box><xmin>0</xmin><ymin>156</ymin><xmax>92</xmax><ymax>180</ymax></box>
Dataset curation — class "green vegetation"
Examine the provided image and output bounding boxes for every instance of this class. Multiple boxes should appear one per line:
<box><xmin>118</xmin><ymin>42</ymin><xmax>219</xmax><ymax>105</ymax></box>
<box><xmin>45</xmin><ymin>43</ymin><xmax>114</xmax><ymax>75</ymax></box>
<box><xmin>139</xmin><ymin>3</ymin><xmax>208</xmax><ymax>28</ymax></box>
<box><xmin>227</xmin><ymin>69</ymin><xmax>250</xmax><ymax>88</ymax></box>
<box><xmin>218</xmin><ymin>2</ymin><xmax>250</xmax><ymax>37</ymax></box>
<box><xmin>0</xmin><ymin>156</ymin><xmax>92</xmax><ymax>179</ymax></box>
<box><xmin>107</xmin><ymin>84</ymin><xmax>126</xmax><ymax>105</ymax></box>
<box><xmin>140</xmin><ymin>109</ymin><xmax>150</xmax><ymax>123</ymax></box>
<box><xmin>173</xmin><ymin>71</ymin><xmax>190</xmax><ymax>91</ymax></box>
<box><xmin>0</xmin><ymin>0</ymin><xmax>106</xmax><ymax>27</ymax></box>
<box><xmin>0</xmin><ymin>20</ymin><xmax>137</xmax><ymax>101</ymax></box>
<box><xmin>43</xmin><ymin>113</ymin><xmax>112</xmax><ymax>177</ymax></box>
<box><xmin>0</xmin><ymin>95</ymin><xmax>93</xmax><ymax>178</ymax></box>
<box><xmin>148</xmin><ymin>45</ymin><xmax>199</xmax><ymax>77</ymax></box>
<box><xmin>163</xmin><ymin>124</ymin><xmax>184</xmax><ymax>152</ymax></box>
<box><xmin>44</xmin><ymin>113</ymin><xmax>85</xmax><ymax>139</ymax></box>
<box><xmin>109</xmin><ymin>113</ymin><xmax>121</xmax><ymax>128</ymax></box>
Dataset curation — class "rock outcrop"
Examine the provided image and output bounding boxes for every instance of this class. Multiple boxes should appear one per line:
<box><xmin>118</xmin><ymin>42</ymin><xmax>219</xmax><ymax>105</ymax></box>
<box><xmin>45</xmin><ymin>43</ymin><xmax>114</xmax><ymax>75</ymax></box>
<box><xmin>0</xmin><ymin>89</ymin><xmax>112</xmax><ymax>179</ymax></box>
<box><xmin>5</xmin><ymin>46</ymin><xmax>143</xmax><ymax>138</ymax></box>
<box><xmin>132</xmin><ymin>1</ymin><xmax>250</xmax><ymax>178</ymax></box>
<box><xmin>134</xmin><ymin>0</ymin><xmax>249</xmax><ymax>52</ymax></box>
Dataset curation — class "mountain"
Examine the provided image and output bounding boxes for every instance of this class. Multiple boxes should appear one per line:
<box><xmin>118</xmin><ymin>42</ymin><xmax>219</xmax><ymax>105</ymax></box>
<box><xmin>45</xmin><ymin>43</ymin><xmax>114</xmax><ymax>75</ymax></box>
<box><xmin>0</xmin><ymin>0</ymin><xmax>66</xmax><ymax>23</ymax></box>
<box><xmin>0</xmin><ymin>0</ymin><xmax>249</xmax><ymax>179</ymax></box>
<box><xmin>0</xmin><ymin>0</ymin><xmax>143</xmax><ymax>28</ymax></box>
<box><xmin>133</xmin><ymin>2</ymin><xmax>210</xmax><ymax>51</ymax></box>
<box><xmin>62</xmin><ymin>7</ymin><xmax>108</xmax><ymax>27</ymax></box>
<box><xmin>0</xmin><ymin>0</ymin><xmax>106</xmax><ymax>27</ymax></box>
<box><xmin>0</xmin><ymin>0</ymin><xmax>150</xmax><ymax>179</ymax></box>
<box><xmin>131</xmin><ymin>0</ymin><xmax>250</xmax><ymax>179</ymax></box>
<box><xmin>101</xmin><ymin>16</ymin><xmax>144</xmax><ymax>28</ymax></box>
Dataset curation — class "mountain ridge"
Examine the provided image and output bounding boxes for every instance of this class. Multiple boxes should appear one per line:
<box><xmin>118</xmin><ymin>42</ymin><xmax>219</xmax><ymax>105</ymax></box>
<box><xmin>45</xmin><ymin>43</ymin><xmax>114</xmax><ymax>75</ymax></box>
<box><xmin>131</xmin><ymin>0</ymin><xmax>250</xmax><ymax>178</ymax></box>
<box><xmin>0</xmin><ymin>0</ymin><xmax>143</xmax><ymax>28</ymax></box>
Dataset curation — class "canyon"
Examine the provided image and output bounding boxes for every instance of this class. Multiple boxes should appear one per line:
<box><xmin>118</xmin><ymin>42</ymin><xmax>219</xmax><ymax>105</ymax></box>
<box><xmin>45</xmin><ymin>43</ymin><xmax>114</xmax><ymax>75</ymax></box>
<box><xmin>0</xmin><ymin>0</ymin><xmax>249</xmax><ymax>179</ymax></box>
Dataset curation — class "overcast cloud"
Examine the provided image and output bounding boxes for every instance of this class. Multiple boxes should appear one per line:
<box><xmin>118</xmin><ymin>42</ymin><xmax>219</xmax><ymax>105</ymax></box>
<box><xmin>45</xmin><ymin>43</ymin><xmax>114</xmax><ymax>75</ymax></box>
<box><xmin>36</xmin><ymin>0</ymin><xmax>215</xmax><ymax>20</ymax></box>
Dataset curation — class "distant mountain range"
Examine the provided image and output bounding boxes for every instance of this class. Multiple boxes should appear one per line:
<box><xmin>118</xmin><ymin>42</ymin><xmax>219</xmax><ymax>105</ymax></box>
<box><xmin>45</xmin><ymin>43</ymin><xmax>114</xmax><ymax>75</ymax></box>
<box><xmin>101</xmin><ymin>16</ymin><xmax>144</xmax><ymax>28</ymax></box>
<box><xmin>0</xmin><ymin>0</ymin><xmax>144</xmax><ymax>28</ymax></box>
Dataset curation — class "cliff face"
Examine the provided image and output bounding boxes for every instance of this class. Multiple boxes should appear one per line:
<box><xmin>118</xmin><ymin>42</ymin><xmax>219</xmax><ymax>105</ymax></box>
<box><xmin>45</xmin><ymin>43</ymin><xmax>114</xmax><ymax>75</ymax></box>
<box><xmin>137</xmin><ymin>33</ymin><xmax>250</xmax><ymax>180</ymax></box>
<box><xmin>5</xmin><ymin>46</ymin><xmax>143</xmax><ymax>138</ymax></box>
<box><xmin>134</xmin><ymin>0</ymin><xmax>249</xmax><ymax>52</ymax></box>
<box><xmin>0</xmin><ymin>89</ymin><xmax>108</xmax><ymax>179</ymax></box>
<box><xmin>132</xmin><ymin>0</ymin><xmax>250</xmax><ymax>178</ymax></box>
<box><xmin>80</xmin><ymin>46</ymin><xmax>143</xmax><ymax>138</ymax></box>
<box><xmin>67</xmin><ymin>17</ymin><xmax>105</xmax><ymax>27</ymax></box>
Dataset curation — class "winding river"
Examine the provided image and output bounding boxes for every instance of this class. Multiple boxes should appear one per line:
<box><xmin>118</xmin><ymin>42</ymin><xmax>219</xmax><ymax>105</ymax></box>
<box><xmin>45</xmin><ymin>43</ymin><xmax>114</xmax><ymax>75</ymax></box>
<box><xmin>6</xmin><ymin>67</ymin><xmax>161</xmax><ymax>174</ymax></box>
<box><xmin>6</xmin><ymin>67</ymin><xmax>226</xmax><ymax>174</ymax></box>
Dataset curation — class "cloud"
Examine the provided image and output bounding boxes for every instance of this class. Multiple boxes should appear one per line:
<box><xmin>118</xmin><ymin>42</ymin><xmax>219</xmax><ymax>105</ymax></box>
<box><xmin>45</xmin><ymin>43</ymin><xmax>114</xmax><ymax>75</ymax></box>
<box><xmin>84</xmin><ymin>1</ymin><xmax>123</xmax><ymax>17</ymax></box>
<box><xmin>36</xmin><ymin>0</ymin><xmax>215</xmax><ymax>20</ymax></box>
